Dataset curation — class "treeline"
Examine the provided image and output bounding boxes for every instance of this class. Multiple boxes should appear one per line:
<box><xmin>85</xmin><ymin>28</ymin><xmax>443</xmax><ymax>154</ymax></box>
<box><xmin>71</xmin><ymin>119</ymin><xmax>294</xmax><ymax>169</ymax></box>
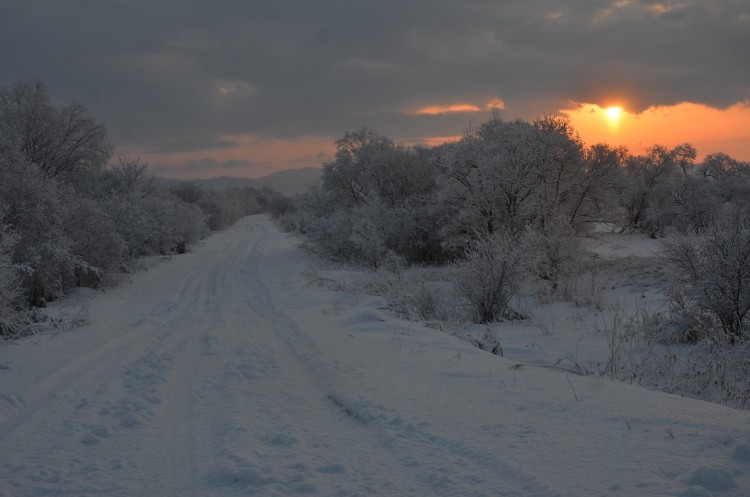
<box><xmin>292</xmin><ymin>114</ymin><xmax>750</xmax><ymax>266</ymax></box>
<box><xmin>282</xmin><ymin>114</ymin><xmax>750</xmax><ymax>341</ymax></box>
<box><xmin>0</xmin><ymin>80</ymin><xmax>279</xmax><ymax>336</ymax></box>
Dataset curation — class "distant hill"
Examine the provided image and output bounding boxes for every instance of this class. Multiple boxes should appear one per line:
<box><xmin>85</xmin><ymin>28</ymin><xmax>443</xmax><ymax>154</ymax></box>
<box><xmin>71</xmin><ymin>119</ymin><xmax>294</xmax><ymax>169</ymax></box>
<box><xmin>158</xmin><ymin>167</ymin><xmax>322</xmax><ymax>196</ymax></box>
<box><xmin>254</xmin><ymin>167</ymin><xmax>321</xmax><ymax>195</ymax></box>
<box><xmin>188</xmin><ymin>176</ymin><xmax>261</xmax><ymax>190</ymax></box>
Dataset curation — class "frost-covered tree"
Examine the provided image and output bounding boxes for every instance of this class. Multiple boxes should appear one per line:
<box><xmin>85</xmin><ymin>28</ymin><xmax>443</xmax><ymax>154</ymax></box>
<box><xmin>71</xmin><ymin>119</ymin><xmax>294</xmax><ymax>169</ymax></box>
<box><xmin>321</xmin><ymin>128</ymin><xmax>393</xmax><ymax>207</ymax></box>
<box><xmin>527</xmin><ymin>115</ymin><xmax>586</xmax><ymax>227</ymax></box>
<box><xmin>631</xmin><ymin>146</ymin><xmax>750</xmax><ymax>234</ymax></box>
<box><xmin>439</xmin><ymin>118</ymin><xmax>538</xmax><ymax>247</ymax></box>
<box><xmin>440</xmin><ymin>114</ymin><xmax>594</xmax><ymax>247</ymax></box>
<box><xmin>0</xmin><ymin>141</ymin><xmax>77</xmax><ymax>306</ymax></box>
<box><xmin>320</xmin><ymin>128</ymin><xmax>438</xmax><ymax>208</ymax></box>
<box><xmin>565</xmin><ymin>143</ymin><xmax>626</xmax><ymax>228</ymax></box>
<box><xmin>0</xmin><ymin>79</ymin><xmax>245</xmax><ymax>318</ymax></box>
<box><xmin>303</xmin><ymin>128</ymin><xmax>447</xmax><ymax>265</ymax></box>
<box><xmin>619</xmin><ymin>145</ymin><xmax>680</xmax><ymax>232</ymax></box>
<box><xmin>699</xmin><ymin>153</ymin><xmax>750</xmax><ymax>208</ymax></box>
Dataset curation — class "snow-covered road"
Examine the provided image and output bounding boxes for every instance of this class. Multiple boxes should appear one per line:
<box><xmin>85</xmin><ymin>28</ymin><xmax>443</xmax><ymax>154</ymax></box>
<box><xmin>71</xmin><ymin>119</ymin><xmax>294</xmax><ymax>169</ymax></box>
<box><xmin>1</xmin><ymin>215</ymin><xmax>749</xmax><ymax>496</ymax></box>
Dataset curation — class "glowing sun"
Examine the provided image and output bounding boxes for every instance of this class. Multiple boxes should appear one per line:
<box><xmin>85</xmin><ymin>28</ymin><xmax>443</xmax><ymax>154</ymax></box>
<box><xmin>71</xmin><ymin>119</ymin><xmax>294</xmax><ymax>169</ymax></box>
<box><xmin>606</xmin><ymin>106</ymin><xmax>623</xmax><ymax>121</ymax></box>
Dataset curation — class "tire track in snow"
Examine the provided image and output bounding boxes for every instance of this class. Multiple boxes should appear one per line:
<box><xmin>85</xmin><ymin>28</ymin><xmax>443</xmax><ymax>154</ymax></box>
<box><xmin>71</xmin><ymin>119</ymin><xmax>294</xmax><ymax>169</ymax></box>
<box><xmin>0</xmin><ymin>230</ymin><xmax>242</xmax><ymax>495</ymax></box>
<box><xmin>195</xmin><ymin>221</ymin><xmax>416</xmax><ymax>495</ymax></box>
<box><xmin>2</xmin><ymin>215</ymin><xmax>563</xmax><ymax>496</ymax></box>
<box><xmin>0</xmin><ymin>260</ymin><xmax>206</xmax><ymax>439</ymax></box>
<box><xmin>242</xmin><ymin>217</ymin><xmax>563</xmax><ymax>497</ymax></box>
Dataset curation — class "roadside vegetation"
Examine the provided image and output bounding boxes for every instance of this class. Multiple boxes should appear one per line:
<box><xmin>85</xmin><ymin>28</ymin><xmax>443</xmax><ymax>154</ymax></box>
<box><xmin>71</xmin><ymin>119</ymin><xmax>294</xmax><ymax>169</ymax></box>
<box><xmin>0</xmin><ymin>80</ymin><xmax>286</xmax><ymax>337</ymax></box>
<box><xmin>4</xmin><ymin>78</ymin><xmax>749</xmax><ymax>408</ymax></box>
<box><xmin>276</xmin><ymin>115</ymin><xmax>750</xmax><ymax>408</ymax></box>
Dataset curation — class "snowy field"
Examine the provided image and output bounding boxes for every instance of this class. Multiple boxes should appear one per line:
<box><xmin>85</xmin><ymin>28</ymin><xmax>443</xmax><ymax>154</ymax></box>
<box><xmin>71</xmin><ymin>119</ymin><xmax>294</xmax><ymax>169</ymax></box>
<box><xmin>1</xmin><ymin>215</ymin><xmax>749</xmax><ymax>497</ymax></box>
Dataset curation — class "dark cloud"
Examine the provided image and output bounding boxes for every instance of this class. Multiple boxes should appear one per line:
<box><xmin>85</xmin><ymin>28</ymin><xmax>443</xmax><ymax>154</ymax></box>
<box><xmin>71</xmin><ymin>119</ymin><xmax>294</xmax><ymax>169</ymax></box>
<box><xmin>146</xmin><ymin>138</ymin><xmax>238</xmax><ymax>154</ymax></box>
<box><xmin>1</xmin><ymin>0</ymin><xmax>747</xmax><ymax>157</ymax></box>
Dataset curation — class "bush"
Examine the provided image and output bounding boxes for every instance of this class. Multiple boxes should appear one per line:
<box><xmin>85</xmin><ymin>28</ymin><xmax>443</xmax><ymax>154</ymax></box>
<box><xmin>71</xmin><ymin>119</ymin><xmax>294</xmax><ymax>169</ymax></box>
<box><xmin>452</xmin><ymin>231</ymin><xmax>534</xmax><ymax>323</ymax></box>
<box><xmin>531</xmin><ymin>214</ymin><xmax>583</xmax><ymax>292</ymax></box>
<box><xmin>269</xmin><ymin>195</ymin><xmax>297</xmax><ymax>218</ymax></box>
<box><xmin>0</xmin><ymin>213</ymin><xmax>28</xmax><ymax>336</ymax></box>
<box><xmin>64</xmin><ymin>197</ymin><xmax>126</xmax><ymax>287</ymax></box>
<box><xmin>661</xmin><ymin>211</ymin><xmax>750</xmax><ymax>343</ymax></box>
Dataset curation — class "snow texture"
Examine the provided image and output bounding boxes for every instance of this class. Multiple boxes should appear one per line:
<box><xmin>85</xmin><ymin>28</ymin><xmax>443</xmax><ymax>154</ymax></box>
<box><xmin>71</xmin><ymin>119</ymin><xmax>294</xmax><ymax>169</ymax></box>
<box><xmin>1</xmin><ymin>215</ymin><xmax>749</xmax><ymax>496</ymax></box>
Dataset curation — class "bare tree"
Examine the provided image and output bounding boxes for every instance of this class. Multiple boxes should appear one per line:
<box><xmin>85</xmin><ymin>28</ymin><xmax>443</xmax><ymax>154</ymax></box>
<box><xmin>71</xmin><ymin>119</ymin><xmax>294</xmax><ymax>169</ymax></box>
<box><xmin>0</xmin><ymin>80</ymin><xmax>111</xmax><ymax>181</ymax></box>
<box><xmin>101</xmin><ymin>157</ymin><xmax>156</xmax><ymax>198</ymax></box>
<box><xmin>566</xmin><ymin>143</ymin><xmax>626</xmax><ymax>228</ymax></box>
<box><xmin>699</xmin><ymin>152</ymin><xmax>749</xmax><ymax>181</ymax></box>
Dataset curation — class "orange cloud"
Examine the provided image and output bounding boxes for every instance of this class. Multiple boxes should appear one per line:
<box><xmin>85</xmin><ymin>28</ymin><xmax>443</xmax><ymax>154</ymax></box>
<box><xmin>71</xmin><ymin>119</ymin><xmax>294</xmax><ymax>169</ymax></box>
<box><xmin>561</xmin><ymin>101</ymin><xmax>750</xmax><ymax>161</ymax></box>
<box><xmin>412</xmin><ymin>104</ymin><xmax>483</xmax><ymax>115</ymax></box>
<box><xmin>486</xmin><ymin>98</ymin><xmax>505</xmax><ymax>110</ymax></box>
<box><xmin>408</xmin><ymin>98</ymin><xmax>505</xmax><ymax>116</ymax></box>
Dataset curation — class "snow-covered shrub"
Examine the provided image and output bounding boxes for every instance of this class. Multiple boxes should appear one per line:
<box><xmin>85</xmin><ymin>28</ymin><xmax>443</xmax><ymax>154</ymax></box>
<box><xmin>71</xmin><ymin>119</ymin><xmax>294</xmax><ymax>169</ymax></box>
<box><xmin>0</xmin><ymin>213</ymin><xmax>29</xmax><ymax>336</ymax></box>
<box><xmin>140</xmin><ymin>195</ymin><xmax>208</xmax><ymax>255</ymax></box>
<box><xmin>100</xmin><ymin>195</ymin><xmax>159</xmax><ymax>258</ymax></box>
<box><xmin>102</xmin><ymin>189</ymin><xmax>208</xmax><ymax>259</ymax></box>
<box><xmin>63</xmin><ymin>196</ymin><xmax>126</xmax><ymax>287</ymax></box>
<box><xmin>674</xmin><ymin>342</ymin><xmax>750</xmax><ymax>408</ymax></box>
<box><xmin>529</xmin><ymin>214</ymin><xmax>583</xmax><ymax>296</ymax></box>
<box><xmin>595</xmin><ymin>280</ymin><xmax>750</xmax><ymax>409</ymax></box>
<box><xmin>305</xmin><ymin>209</ymin><xmax>360</xmax><ymax>263</ymax></box>
<box><xmin>368</xmin><ymin>264</ymin><xmax>455</xmax><ymax>323</ymax></box>
<box><xmin>452</xmin><ymin>231</ymin><xmax>535</xmax><ymax>323</ymax></box>
<box><xmin>625</xmin><ymin>334</ymin><xmax>750</xmax><ymax>409</ymax></box>
<box><xmin>197</xmin><ymin>189</ymin><xmax>244</xmax><ymax>231</ymax></box>
<box><xmin>381</xmin><ymin>195</ymin><xmax>451</xmax><ymax>264</ymax></box>
<box><xmin>345</xmin><ymin>201</ymin><xmax>390</xmax><ymax>268</ymax></box>
<box><xmin>169</xmin><ymin>199</ymin><xmax>209</xmax><ymax>253</ymax></box>
<box><xmin>269</xmin><ymin>195</ymin><xmax>297</xmax><ymax>219</ymax></box>
<box><xmin>0</xmin><ymin>148</ymin><xmax>82</xmax><ymax>306</ymax></box>
<box><xmin>661</xmin><ymin>211</ymin><xmax>750</xmax><ymax>343</ymax></box>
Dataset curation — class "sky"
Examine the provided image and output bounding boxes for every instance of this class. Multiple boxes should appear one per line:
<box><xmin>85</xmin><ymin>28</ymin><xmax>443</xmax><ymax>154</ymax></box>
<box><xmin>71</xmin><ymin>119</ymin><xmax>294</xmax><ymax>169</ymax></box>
<box><xmin>1</xmin><ymin>0</ymin><xmax>748</xmax><ymax>179</ymax></box>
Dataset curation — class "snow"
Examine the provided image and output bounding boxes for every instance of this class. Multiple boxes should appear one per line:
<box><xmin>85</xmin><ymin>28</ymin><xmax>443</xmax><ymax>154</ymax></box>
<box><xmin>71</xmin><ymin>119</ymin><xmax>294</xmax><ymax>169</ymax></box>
<box><xmin>1</xmin><ymin>214</ymin><xmax>749</xmax><ymax>496</ymax></box>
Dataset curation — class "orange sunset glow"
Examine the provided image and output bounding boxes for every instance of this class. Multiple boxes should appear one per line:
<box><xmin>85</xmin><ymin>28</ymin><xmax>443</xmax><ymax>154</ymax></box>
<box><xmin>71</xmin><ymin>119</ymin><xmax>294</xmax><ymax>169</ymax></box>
<box><xmin>606</xmin><ymin>106</ymin><xmax>622</xmax><ymax>121</ymax></box>
<box><xmin>562</xmin><ymin>101</ymin><xmax>750</xmax><ymax>160</ymax></box>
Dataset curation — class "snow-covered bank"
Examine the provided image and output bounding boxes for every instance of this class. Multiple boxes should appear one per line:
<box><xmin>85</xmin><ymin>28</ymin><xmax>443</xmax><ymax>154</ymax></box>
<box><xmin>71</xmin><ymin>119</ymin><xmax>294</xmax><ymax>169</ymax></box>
<box><xmin>1</xmin><ymin>215</ymin><xmax>748</xmax><ymax>496</ymax></box>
